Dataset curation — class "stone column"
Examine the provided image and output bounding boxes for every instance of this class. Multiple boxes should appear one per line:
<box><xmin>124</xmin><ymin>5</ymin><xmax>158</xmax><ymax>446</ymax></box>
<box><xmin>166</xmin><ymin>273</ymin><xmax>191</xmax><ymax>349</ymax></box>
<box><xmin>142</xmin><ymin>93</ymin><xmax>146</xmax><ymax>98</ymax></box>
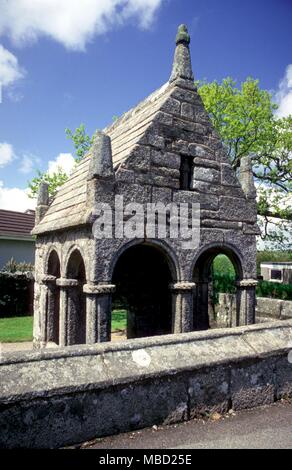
<box><xmin>236</xmin><ymin>279</ymin><xmax>258</xmax><ymax>326</ymax></box>
<box><xmin>37</xmin><ymin>281</ymin><xmax>49</xmax><ymax>348</ymax></box>
<box><xmin>56</xmin><ymin>278</ymin><xmax>79</xmax><ymax>347</ymax></box>
<box><xmin>40</xmin><ymin>275</ymin><xmax>58</xmax><ymax>343</ymax></box>
<box><xmin>170</xmin><ymin>282</ymin><xmax>195</xmax><ymax>334</ymax></box>
<box><xmin>83</xmin><ymin>284</ymin><xmax>116</xmax><ymax>344</ymax></box>
<box><xmin>37</xmin><ymin>275</ymin><xmax>56</xmax><ymax>347</ymax></box>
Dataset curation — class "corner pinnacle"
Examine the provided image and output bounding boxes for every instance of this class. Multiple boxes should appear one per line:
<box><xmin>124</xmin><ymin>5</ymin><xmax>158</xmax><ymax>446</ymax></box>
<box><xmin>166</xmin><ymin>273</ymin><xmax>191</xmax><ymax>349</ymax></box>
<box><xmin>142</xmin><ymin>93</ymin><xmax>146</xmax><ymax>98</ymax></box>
<box><xmin>170</xmin><ymin>24</ymin><xmax>194</xmax><ymax>82</ymax></box>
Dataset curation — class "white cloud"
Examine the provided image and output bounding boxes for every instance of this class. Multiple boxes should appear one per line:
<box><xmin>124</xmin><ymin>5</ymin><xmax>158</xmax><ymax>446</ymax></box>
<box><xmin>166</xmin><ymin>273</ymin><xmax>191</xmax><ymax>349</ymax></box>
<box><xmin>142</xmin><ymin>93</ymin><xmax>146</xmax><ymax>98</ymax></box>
<box><xmin>0</xmin><ymin>0</ymin><xmax>164</xmax><ymax>51</ymax></box>
<box><xmin>18</xmin><ymin>154</ymin><xmax>40</xmax><ymax>174</ymax></box>
<box><xmin>275</xmin><ymin>64</ymin><xmax>292</xmax><ymax>118</ymax></box>
<box><xmin>0</xmin><ymin>143</ymin><xmax>40</xmax><ymax>174</ymax></box>
<box><xmin>20</xmin><ymin>151</ymin><xmax>74</xmax><ymax>177</ymax></box>
<box><xmin>0</xmin><ymin>142</ymin><xmax>15</xmax><ymax>168</ymax></box>
<box><xmin>0</xmin><ymin>151</ymin><xmax>75</xmax><ymax>212</ymax></box>
<box><xmin>0</xmin><ymin>180</ymin><xmax>36</xmax><ymax>212</ymax></box>
<box><xmin>47</xmin><ymin>152</ymin><xmax>75</xmax><ymax>176</ymax></box>
<box><xmin>0</xmin><ymin>43</ymin><xmax>24</xmax><ymax>87</ymax></box>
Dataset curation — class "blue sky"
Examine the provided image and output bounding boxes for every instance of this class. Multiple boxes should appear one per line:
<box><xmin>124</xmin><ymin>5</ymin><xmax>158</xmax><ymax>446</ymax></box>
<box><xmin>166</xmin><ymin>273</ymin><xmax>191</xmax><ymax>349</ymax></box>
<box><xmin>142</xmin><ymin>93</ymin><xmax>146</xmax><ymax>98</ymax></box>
<box><xmin>0</xmin><ymin>0</ymin><xmax>291</xmax><ymax>211</ymax></box>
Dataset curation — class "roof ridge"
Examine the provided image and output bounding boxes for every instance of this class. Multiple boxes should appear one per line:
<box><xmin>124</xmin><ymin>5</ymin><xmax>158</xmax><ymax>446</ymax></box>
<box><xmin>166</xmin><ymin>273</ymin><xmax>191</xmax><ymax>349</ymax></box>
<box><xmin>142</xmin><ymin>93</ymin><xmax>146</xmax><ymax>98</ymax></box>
<box><xmin>33</xmin><ymin>81</ymin><xmax>176</xmax><ymax>234</ymax></box>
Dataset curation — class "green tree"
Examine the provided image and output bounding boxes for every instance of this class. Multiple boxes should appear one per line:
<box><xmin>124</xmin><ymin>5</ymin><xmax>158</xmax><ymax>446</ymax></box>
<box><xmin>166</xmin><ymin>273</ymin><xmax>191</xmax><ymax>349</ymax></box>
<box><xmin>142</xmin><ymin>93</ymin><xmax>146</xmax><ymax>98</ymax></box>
<box><xmin>65</xmin><ymin>123</ymin><xmax>93</xmax><ymax>163</ymax></box>
<box><xmin>28</xmin><ymin>124</ymin><xmax>93</xmax><ymax>198</ymax></box>
<box><xmin>28</xmin><ymin>169</ymin><xmax>69</xmax><ymax>199</ymax></box>
<box><xmin>197</xmin><ymin>78</ymin><xmax>292</xmax><ymax>246</ymax></box>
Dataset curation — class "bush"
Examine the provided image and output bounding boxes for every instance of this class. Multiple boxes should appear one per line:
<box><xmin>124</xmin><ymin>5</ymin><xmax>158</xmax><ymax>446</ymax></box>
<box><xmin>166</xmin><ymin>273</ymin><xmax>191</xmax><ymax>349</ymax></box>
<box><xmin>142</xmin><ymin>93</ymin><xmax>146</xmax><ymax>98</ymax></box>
<box><xmin>0</xmin><ymin>271</ymin><xmax>34</xmax><ymax>318</ymax></box>
<box><xmin>256</xmin><ymin>281</ymin><xmax>292</xmax><ymax>300</ymax></box>
<box><xmin>211</xmin><ymin>274</ymin><xmax>292</xmax><ymax>304</ymax></box>
<box><xmin>211</xmin><ymin>272</ymin><xmax>236</xmax><ymax>305</ymax></box>
<box><xmin>2</xmin><ymin>257</ymin><xmax>34</xmax><ymax>273</ymax></box>
<box><xmin>213</xmin><ymin>255</ymin><xmax>235</xmax><ymax>276</ymax></box>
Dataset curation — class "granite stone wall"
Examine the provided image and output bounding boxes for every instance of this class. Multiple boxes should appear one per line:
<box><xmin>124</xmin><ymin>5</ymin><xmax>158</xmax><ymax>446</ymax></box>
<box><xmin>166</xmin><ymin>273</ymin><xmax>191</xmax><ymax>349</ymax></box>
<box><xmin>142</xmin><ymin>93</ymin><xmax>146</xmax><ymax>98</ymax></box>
<box><xmin>1</xmin><ymin>320</ymin><xmax>292</xmax><ymax>448</ymax></box>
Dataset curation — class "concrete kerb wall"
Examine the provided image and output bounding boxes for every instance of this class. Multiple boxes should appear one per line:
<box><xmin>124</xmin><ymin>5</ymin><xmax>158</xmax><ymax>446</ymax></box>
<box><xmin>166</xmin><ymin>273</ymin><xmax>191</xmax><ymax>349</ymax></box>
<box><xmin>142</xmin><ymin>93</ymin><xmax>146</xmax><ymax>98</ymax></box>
<box><xmin>1</xmin><ymin>320</ymin><xmax>292</xmax><ymax>448</ymax></box>
<box><xmin>218</xmin><ymin>294</ymin><xmax>292</xmax><ymax>327</ymax></box>
<box><xmin>256</xmin><ymin>297</ymin><xmax>292</xmax><ymax>320</ymax></box>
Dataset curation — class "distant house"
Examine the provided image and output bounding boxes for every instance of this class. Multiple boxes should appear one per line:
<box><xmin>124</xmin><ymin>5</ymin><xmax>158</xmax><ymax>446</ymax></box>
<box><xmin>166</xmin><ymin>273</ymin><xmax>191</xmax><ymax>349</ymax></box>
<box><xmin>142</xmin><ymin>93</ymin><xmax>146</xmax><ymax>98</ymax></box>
<box><xmin>261</xmin><ymin>262</ymin><xmax>292</xmax><ymax>285</ymax></box>
<box><xmin>0</xmin><ymin>209</ymin><xmax>35</xmax><ymax>269</ymax></box>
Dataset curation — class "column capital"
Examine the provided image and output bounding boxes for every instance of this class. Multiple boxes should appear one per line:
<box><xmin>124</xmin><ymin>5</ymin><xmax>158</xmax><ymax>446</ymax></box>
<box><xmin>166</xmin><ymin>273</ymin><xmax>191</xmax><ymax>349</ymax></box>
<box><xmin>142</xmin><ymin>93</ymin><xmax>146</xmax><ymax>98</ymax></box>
<box><xmin>236</xmin><ymin>279</ymin><xmax>258</xmax><ymax>288</ymax></box>
<box><xmin>40</xmin><ymin>275</ymin><xmax>56</xmax><ymax>285</ymax></box>
<box><xmin>83</xmin><ymin>283</ymin><xmax>116</xmax><ymax>295</ymax></box>
<box><xmin>169</xmin><ymin>282</ymin><xmax>196</xmax><ymax>292</ymax></box>
<box><xmin>56</xmin><ymin>278</ymin><xmax>79</xmax><ymax>288</ymax></box>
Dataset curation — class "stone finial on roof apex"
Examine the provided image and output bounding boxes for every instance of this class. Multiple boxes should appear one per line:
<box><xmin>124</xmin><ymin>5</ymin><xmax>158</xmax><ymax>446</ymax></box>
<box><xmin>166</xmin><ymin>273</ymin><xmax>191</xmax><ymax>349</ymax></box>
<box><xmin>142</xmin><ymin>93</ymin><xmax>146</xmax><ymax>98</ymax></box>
<box><xmin>176</xmin><ymin>24</ymin><xmax>190</xmax><ymax>45</ymax></box>
<box><xmin>88</xmin><ymin>130</ymin><xmax>114</xmax><ymax>180</ymax></box>
<box><xmin>170</xmin><ymin>24</ymin><xmax>194</xmax><ymax>83</ymax></box>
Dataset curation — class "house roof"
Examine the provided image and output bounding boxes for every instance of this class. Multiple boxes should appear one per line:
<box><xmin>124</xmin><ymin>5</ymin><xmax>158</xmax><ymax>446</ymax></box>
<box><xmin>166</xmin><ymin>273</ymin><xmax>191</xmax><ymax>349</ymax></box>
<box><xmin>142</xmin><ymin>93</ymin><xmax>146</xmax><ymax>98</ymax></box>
<box><xmin>0</xmin><ymin>209</ymin><xmax>35</xmax><ymax>240</ymax></box>
<box><xmin>261</xmin><ymin>262</ymin><xmax>292</xmax><ymax>269</ymax></box>
<box><xmin>32</xmin><ymin>81</ymin><xmax>174</xmax><ymax>235</ymax></box>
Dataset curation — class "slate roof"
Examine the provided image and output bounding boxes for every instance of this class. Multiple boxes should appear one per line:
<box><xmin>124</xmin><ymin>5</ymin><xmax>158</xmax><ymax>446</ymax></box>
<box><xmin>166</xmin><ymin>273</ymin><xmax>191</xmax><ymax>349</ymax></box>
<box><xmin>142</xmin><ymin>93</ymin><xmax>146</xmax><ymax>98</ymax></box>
<box><xmin>105</xmin><ymin>82</ymin><xmax>170</xmax><ymax>167</ymax></box>
<box><xmin>0</xmin><ymin>209</ymin><xmax>35</xmax><ymax>239</ymax></box>
<box><xmin>32</xmin><ymin>82</ymin><xmax>173</xmax><ymax>235</ymax></box>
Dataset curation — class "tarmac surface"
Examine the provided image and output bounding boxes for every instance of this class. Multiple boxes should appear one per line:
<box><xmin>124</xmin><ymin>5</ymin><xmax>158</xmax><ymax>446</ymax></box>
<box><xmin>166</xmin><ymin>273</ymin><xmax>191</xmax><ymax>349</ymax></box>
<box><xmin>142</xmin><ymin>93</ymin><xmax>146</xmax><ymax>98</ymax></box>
<box><xmin>80</xmin><ymin>400</ymin><xmax>292</xmax><ymax>449</ymax></box>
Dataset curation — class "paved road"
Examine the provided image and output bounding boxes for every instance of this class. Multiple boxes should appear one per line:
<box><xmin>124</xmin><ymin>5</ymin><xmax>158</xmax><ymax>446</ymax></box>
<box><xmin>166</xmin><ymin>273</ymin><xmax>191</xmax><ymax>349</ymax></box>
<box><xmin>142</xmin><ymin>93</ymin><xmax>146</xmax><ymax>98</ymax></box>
<box><xmin>1</xmin><ymin>341</ymin><xmax>33</xmax><ymax>353</ymax></box>
<box><xmin>83</xmin><ymin>401</ymin><xmax>292</xmax><ymax>449</ymax></box>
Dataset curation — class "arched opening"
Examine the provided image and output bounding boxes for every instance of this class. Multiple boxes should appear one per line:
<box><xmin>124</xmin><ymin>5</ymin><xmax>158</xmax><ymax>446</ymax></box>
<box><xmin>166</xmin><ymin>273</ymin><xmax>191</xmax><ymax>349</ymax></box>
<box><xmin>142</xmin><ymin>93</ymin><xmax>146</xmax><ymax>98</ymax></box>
<box><xmin>47</xmin><ymin>250</ymin><xmax>60</xmax><ymax>344</ymax></box>
<box><xmin>47</xmin><ymin>250</ymin><xmax>61</xmax><ymax>277</ymax></box>
<box><xmin>193</xmin><ymin>245</ymin><xmax>243</xmax><ymax>330</ymax></box>
<box><xmin>66</xmin><ymin>249</ymin><xmax>87</xmax><ymax>345</ymax></box>
<box><xmin>112</xmin><ymin>243</ymin><xmax>174</xmax><ymax>339</ymax></box>
<box><xmin>209</xmin><ymin>255</ymin><xmax>236</xmax><ymax>327</ymax></box>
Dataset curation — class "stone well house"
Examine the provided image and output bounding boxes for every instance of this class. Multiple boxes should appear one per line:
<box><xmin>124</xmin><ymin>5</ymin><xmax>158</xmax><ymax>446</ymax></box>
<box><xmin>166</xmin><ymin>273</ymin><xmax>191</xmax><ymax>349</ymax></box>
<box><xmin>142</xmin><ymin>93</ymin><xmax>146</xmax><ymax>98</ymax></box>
<box><xmin>32</xmin><ymin>25</ymin><xmax>259</xmax><ymax>348</ymax></box>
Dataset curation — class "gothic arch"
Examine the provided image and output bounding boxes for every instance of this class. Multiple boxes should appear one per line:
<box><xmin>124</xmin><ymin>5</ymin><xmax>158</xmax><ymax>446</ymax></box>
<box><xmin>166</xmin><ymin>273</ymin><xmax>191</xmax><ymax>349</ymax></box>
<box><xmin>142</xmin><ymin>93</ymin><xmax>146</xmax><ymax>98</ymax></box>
<box><xmin>44</xmin><ymin>246</ymin><xmax>61</xmax><ymax>276</ymax></box>
<box><xmin>46</xmin><ymin>248</ymin><xmax>61</xmax><ymax>277</ymax></box>
<box><xmin>44</xmin><ymin>248</ymin><xmax>61</xmax><ymax>345</ymax></box>
<box><xmin>65</xmin><ymin>248</ymin><xmax>87</xmax><ymax>345</ymax></box>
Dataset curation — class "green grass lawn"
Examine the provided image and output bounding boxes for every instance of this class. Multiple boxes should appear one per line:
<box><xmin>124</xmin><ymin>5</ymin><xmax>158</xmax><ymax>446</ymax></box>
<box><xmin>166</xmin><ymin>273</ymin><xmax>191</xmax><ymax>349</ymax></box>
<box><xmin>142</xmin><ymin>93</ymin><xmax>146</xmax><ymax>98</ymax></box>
<box><xmin>0</xmin><ymin>316</ymin><xmax>33</xmax><ymax>343</ymax></box>
<box><xmin>111</xmin><ymin>310</ymin><xmax>127</xmax><ymax>332</ymax></box>
<box><xmin>0</xmin><ymin>310</ymin><xmax>127</xmax><ymax>343</ymax></box>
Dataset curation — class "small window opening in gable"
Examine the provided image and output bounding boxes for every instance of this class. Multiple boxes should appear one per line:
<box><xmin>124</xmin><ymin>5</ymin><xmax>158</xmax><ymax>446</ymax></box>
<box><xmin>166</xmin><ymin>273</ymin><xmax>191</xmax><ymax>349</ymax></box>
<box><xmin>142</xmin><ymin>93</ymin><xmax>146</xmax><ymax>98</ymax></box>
<box><xmin>180</xmin><ymin>156</ymin><xmax>193</xmax><ymax>190</ymax></box>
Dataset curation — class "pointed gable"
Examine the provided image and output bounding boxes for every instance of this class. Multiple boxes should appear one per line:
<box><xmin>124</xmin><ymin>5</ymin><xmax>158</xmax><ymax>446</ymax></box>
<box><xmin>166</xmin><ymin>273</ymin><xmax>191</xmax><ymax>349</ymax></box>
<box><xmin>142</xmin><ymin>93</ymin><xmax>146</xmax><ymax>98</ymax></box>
<box><xmin>32</xmin><ymin>84</ymin><xmax>175</xmax><ymax>234</ymax></box>
<box><xmin>33</xmin><ymin>24</ymin><xmax>257</xmax><ymax>236</ymax></box>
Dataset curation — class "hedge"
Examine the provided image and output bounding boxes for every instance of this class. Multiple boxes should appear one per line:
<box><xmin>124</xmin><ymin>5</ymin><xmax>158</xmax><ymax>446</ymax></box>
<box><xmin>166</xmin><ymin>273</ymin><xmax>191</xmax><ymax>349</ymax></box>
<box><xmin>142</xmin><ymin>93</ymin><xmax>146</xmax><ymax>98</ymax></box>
<box><xmin>211</xmin><ymin>273</ymin><xmax>236</xmax><ymax>306</ymax></box>
<box><xmin>256</xmin><ymin>280</ymin><xmax>292</xmax><ymax>301</ymax></box>
<box><xmin>211</xmin><ymin>274</ymin><xmax>292</xmax><ymax>303</ymax></box>
<box><xmin>0</xmin><ymin>272</ymin><xmax>34</xmax><ymax>318</ymax></box>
